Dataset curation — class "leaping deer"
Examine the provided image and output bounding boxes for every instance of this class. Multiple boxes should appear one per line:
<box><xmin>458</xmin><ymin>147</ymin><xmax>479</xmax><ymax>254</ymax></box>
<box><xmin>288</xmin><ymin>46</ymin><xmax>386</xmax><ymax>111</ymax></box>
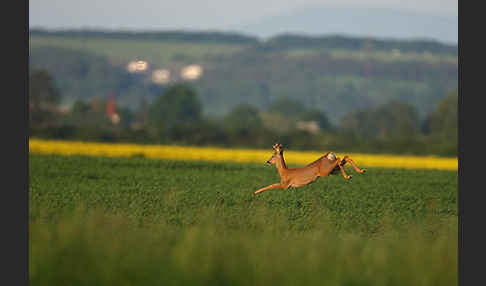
<box><xmin>254</xmin><ymin>144</ymin><xmax>366</xmax><ymax>195</ymax></box>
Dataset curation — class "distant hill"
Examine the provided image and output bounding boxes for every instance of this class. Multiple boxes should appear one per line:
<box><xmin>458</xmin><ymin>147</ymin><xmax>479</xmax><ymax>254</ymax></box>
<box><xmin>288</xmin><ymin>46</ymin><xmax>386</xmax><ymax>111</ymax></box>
<box><xmin>237</xmin><ymin>7</ymin><xmax>458</xmax><ymax>45</ymax></box>
<box><xmin>260</xmin><ymin>34</ymin><xmax>457</xmax><ymax>55</ymax></box>
<box><xmin>28</xmin><ymin>29</ymin><xmax>458</xmax><ymax>124</ymax></box>
<box><xmin>29</xmin><ymin>29</ymin><xmax>259</xmax><ymax>45</ymax></box>
<box><xmin>29</xmin><ymin>28</ymin><xmax>457</xmax><ymax>55</ymax></box>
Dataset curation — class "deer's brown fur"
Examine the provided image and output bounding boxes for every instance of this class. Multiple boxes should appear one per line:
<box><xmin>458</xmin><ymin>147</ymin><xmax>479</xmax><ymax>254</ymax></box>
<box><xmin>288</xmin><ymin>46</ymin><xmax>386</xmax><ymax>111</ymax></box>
<box><xmin>254</xmin><ymin>144</ymin><xmax>366</xmax><ymax>195</ymax></box>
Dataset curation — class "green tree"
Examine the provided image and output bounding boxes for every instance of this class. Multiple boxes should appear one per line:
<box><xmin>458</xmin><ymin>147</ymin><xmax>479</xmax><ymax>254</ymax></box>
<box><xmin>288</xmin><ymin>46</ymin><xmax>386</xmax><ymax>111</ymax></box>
<box><xmin>224</xmin><ymin>103</ymin><xmax>263</xmax><ymax>134</ymax></box>
<box><xmin>266</xmin><ymin>97</ymin><xmax>333</xmax><ymax>133</ymax></box>
<box><xmin>148</xmin><ymin>84</ymin><xmax>202</xmax><ymax>135</ymax></box>
<box><xmin>425</xmin><ymin>90</ymin><xmax>458</xmax><ymax>139</ymax></box>
<box><xmin>66</xmin><ymin>99</ymin><xmax>108</xmax><ymax>127</ymax></box>
<box><xmin>267</xmin><ymin>97</ymin><xmax>307</xmax><ymax>118</ymax></box>
<box><xmin>340</xmin><ymin>102</ymin><xmax>420</xmax><ymax>139</ymax></box>
<box><xmin>298</xmin><ymin>109</ymin><xmax>333</xmax><ymax>132</ymax></box>
<box><xmin>422</xmin><ymin>90</ymin><xmax>458</xmax><ymax>156</ymax></box>
<box><xmin>29</xmin><ymin>69</ymin><xmax>61</xmax><ymax>128</ymax></box>
<box><xmin>71</xmin><ymin>100</ymin><xmax>91</xmax><ymax>116</ymax></box>
<box><xmin>223</xmin><ymin>103</ymin><xmax>276</xmax><ymax>147</ymax></box>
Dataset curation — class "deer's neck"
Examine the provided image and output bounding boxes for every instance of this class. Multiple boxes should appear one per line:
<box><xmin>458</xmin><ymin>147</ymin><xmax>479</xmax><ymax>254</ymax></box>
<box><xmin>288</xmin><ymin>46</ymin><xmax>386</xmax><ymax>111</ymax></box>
<box><xmin>275</xmin><ymin>153</ymin><xmax>288</xmax><ymax>176</ymax></box>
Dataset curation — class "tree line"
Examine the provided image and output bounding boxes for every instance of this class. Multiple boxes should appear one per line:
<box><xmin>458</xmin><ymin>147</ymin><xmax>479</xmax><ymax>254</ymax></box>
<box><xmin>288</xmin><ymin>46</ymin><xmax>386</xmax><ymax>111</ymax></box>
<box><xmin>30</xmin><ymin>29</ymin><xmax>457</xmax><ymax>55</ymax></box>
<box><xmin>29</xmin><ymin>28</ymin><xmax>259</xmax><ymax>45</ymax></box>
<box><xmin>29</xmin><ymin>43</ymin><xmax>457</xmax><ymax>125</ymax></box>
<box><xmin>29</xmin><ymin>69</ymin><xmax>458</xmax><ymax>157</ymax></box>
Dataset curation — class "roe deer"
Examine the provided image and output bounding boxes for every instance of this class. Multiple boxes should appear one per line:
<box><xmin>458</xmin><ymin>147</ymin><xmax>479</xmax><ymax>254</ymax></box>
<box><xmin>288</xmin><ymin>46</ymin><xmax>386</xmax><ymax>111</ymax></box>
<box><xmin>254</xmin><ymin>144</ymin><xmax>366</xmax><ymax>195</ymax></box>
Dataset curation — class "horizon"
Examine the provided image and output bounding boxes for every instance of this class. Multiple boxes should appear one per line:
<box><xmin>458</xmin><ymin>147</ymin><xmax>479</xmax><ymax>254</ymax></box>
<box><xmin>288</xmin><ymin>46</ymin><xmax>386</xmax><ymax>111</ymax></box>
<box><xmin>29</xmin><ymin>26</ymin><xmax>458</xmax><ymax>47</ymax></box>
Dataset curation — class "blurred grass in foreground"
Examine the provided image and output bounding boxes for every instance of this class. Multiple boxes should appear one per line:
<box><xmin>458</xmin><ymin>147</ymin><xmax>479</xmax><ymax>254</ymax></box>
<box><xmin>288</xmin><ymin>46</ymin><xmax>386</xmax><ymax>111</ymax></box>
<box><xmin>29</xmin><ymin>154</ymin><xmax>457</xmax><ymax>285</ymax></box>
<box><xmin>30</xmin><ymin>206</ymin><xmax>457</xmax><ymax>286</ymax></box>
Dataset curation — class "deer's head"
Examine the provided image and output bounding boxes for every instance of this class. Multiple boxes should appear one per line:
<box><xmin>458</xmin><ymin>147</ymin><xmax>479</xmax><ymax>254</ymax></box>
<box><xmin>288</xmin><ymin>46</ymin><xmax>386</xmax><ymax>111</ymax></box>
<box><xmin>266</xmin><ymin>143</ymin><xmax>283</xmax><ymax>165</ymax></box>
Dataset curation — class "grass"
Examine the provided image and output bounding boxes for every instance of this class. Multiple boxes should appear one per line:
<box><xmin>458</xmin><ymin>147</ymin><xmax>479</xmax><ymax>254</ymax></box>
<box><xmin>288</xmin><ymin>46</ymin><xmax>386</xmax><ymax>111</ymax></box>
<box><xmin>329</xmin><ymin>49</ymin><xmax>458</xmax><ymax>65</ymax></box>
<box><xmin>29</xmin><ymin>35</ymin><xmax>458</xmax><ymax>67</ymax></box>
<box><xmin>284</xmin><ymin>48</ymin><xmax>458</xmax><ymax>65</ymax></box>
<box><xmin>29</xmin><ymin>154</ymin><xmax>458</xmax><ymax>285</ymax></box>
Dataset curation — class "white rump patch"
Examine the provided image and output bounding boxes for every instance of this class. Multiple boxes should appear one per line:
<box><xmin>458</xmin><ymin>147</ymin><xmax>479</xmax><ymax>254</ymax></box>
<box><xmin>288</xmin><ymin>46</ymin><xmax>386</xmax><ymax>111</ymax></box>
<box><xmin>327</xmin><ymin>152</ymin><xmax>336</xmax><ymax>160</ymax></box>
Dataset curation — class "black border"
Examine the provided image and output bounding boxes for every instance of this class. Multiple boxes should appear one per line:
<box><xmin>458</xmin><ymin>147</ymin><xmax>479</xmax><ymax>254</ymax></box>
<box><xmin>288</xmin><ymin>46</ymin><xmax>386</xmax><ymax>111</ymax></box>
<box><xmin>457</xmin><ymin>21</ymin><xmax>462</xmax><ymax>286</ymax></box>
<box><xmin>7</xmin><ymin>0</ymin><xmax>29</xmax><ymax>285</ymax></box>
<box><xmin>457</xmin><ymin>0</ymin><xmax>462</xmax><ymax>284</ymax></box>
<box><xmin>459</xmin><ymin>1</ymin><xmax>481</xmax><ymax>285</ymax></box>
<box><xmin>19</xmin><ymin>0</ymin><xmax>28</xmax><ymax>285</ymax></box>
<box><xmin>24</xmin><ymin>0</ymin><xmax>29</xmax><ymax>285</ymax></box>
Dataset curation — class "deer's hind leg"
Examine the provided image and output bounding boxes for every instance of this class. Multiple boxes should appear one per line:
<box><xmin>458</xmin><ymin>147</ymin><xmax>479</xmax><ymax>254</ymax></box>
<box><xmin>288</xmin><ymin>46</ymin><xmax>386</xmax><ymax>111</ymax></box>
<box><xmin>335</xmin><ymin>157</ymin><xmax>352</xmax><ymax>179</ymax></box>
<box><xmin>320</xmin><ymin>157</ymin><xmax>351</xmax><ymax>179</ymax></box>
<box><xmin>342</xmin><ymin>155</ymin><xmax>366</xmax><ymax>174</ymax></box>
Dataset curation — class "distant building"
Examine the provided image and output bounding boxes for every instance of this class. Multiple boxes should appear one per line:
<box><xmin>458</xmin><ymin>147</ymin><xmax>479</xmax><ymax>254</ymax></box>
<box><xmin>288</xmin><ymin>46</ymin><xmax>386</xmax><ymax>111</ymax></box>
<box><xmin>152</xmin><ymin>69</ymin><xmax>171</xmax><ymax>84</ymax></box>
<box><xmin>296</xmin><ymin>120</ymin><xmax>320</xmax><ymax>134</ymax></box>
<box><xmin>180</xmin><ymin>65</ymin><xmax>203</xmax><ymax>81</ymax></box>
<box><xmin>106</xmin><ymin>96</ymin><xmax>120</xmax><ymax>125</ymax></box>
<box><xmin>56</xmin><ymin>104</ymin><xmax>71</xmax><ymax>115</ymax></box>
<box><xmin>126</xmin><ymin>60</ymin><xmax>149</xmax><ymax>73</ymax></box>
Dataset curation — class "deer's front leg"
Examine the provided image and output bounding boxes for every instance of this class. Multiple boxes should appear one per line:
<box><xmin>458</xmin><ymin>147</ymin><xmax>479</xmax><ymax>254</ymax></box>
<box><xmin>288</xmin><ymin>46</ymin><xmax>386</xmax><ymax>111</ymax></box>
<box><xmin>342</xmin><ymin>155</ymin><xmax>366</xmax><ymax>174</ymax></box>
<box><xmin>254</xmin><ymin>183</ymin><xmax>285</xmax><ymax>195</ymax></box>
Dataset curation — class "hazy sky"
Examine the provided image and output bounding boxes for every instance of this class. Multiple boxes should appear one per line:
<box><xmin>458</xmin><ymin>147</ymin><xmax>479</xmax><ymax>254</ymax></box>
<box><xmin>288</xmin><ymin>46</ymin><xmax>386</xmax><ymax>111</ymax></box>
<box><xmin>30</xmin><ymin>0</ymin><xmax>457</xmax><ymax>30</ymax></box>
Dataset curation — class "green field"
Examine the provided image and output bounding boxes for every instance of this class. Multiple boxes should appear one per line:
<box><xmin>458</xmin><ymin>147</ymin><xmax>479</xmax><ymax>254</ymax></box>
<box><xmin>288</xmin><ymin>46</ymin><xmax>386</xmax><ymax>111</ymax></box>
<box><xmin>29</xmin><ymin>35</ymin><xmax>247</xmax><ymax>66</ymax></box>
<box><xmin>29</xmin><ymin>35</ymin><xmax>457</xmax><ymax>67</ymax></box>
<box><xmin>29</xmin><ymin>154</ymin><xmax>458</xmax><ymax>285</ymax></box>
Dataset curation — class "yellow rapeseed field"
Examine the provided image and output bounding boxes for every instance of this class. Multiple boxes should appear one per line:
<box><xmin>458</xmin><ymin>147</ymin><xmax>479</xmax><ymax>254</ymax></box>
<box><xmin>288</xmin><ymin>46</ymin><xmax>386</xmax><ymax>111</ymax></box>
<box><xmin>29</xmin><ymin>138</ymin><xmax>457</xmax><ymax>171</ymax></box>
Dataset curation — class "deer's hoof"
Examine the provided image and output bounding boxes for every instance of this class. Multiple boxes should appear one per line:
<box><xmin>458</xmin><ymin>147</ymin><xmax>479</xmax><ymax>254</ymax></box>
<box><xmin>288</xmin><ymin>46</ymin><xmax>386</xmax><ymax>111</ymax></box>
<box><xmin>360</xmin><ymin>169</ymin><xmax>367</xmax><ymax>174</ymax></box>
